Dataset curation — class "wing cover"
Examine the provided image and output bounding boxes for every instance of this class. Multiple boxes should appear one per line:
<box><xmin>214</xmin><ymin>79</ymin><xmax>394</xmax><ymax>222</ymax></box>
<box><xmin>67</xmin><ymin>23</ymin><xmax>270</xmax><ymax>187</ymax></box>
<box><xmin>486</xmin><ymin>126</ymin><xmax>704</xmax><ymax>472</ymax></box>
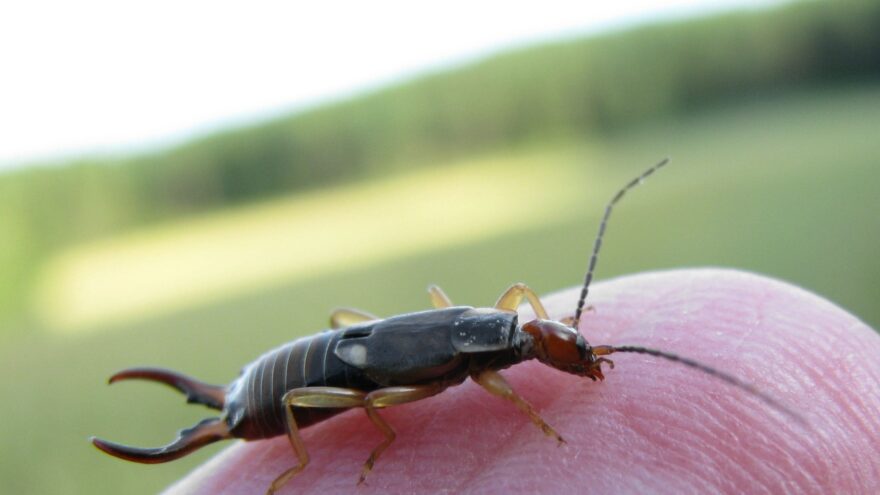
<box><xmin>334</xmin><ymin>306</ymin><xmax>517</xmax><ymax>385</ymax></box>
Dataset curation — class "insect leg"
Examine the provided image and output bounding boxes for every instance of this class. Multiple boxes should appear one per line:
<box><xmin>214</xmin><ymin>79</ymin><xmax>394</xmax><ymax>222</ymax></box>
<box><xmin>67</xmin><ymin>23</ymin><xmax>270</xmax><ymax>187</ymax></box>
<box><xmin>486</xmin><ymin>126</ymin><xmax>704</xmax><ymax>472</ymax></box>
<box><xmin>559</xmin><ymin>305</ymin><xmax>594</xmax><ymax>328</ymax></box>
<box><xmin>427</xmin><ymin>284</ymin><xmax>453</xmax><ymax>308</ymax></box>
<box><xmin>360</xmin><ymin>384</ymin><xmax>448</xmax><ymax>484</ymax></box>
<box><xmin>329</xmin><ymin>308</ymin><xmax>379</xmax><ymax>329</ymax></box>
<box><xmin>269</xmin><ymin>387</ymin><xmax>366</xmax><ymax>495</ymax></box>
<box><xmin>472</xmin><ymin>369</ymin><xmax>564</xmax><ymax>445</ymax></box>
<box><xmin>494</xmin><ymin>283</ymin><xmax>550</xmax><ymax>319</ymax></box>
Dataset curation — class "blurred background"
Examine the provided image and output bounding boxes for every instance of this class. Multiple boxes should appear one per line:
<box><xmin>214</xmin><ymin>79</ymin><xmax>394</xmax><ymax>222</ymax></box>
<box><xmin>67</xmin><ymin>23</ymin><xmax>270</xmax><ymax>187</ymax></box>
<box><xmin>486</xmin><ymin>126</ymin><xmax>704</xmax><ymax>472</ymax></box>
<box><xmin>1</xmin><ymin>0</ymin><xmax>878</xmax><ymax>493</ymax></box>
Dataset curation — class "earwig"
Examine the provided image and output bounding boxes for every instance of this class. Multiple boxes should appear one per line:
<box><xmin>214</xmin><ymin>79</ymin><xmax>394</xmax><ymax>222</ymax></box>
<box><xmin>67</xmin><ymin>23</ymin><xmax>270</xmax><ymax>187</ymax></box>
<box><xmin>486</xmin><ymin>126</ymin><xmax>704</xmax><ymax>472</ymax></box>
<box><xmin>93</xmin><ymin>159</ymin><xmax>798</xmax><ymax>494</ymax></box>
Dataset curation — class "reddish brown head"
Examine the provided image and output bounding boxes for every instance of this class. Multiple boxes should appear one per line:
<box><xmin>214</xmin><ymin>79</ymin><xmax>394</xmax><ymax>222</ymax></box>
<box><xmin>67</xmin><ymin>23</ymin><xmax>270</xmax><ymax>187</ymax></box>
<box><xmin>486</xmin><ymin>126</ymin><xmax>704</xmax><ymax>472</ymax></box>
<box><xmin>521</xmin><ymin>320</ymin><xmax>614</xmax><ymax>381</ymax></box>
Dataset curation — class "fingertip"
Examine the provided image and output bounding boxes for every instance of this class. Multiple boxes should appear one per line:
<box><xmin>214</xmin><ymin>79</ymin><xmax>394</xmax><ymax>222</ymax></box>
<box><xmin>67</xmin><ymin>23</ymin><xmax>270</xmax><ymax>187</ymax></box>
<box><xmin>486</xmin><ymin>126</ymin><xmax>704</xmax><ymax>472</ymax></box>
<box><xmin>537</xmin><ymin>268</ymin><xmax>880</xmax><ymax>493</ymax></box>
<box><xmin>166</xmin><ymin>269</ymin><xmax>880</xmax><ymax>494</ymax></box>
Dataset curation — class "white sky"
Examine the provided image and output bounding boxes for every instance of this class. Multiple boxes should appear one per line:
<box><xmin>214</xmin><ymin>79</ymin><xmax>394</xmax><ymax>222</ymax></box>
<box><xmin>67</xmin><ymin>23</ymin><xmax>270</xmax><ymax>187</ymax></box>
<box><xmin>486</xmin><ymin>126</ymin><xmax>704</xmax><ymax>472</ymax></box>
<box><xmin>0</xmin><ymin>0</ymin><xmax>786</xmax><ymax>169</ymax></box>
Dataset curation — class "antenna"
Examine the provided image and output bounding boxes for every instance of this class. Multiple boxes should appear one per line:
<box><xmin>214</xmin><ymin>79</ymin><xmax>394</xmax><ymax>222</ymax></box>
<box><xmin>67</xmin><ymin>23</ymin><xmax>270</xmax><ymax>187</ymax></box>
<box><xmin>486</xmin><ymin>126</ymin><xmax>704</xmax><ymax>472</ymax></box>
<box><xmin>572</xmin><ymin>158</ymin><xmax>670</xmax><ymax>329</ymax></box>
<box><xmin>593</xmin><ymin>345</ymin><xmax>805</xmax><ymax>423</ymax></box>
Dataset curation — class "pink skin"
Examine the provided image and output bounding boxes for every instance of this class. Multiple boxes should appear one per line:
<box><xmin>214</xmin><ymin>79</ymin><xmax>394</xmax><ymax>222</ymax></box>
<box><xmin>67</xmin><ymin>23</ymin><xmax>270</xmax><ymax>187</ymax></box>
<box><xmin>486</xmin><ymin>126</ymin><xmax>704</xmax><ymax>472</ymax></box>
<box><xmin>164</xmin><ymin>269</ymin><xmax>880</xmax><ymax>494</ymax></box>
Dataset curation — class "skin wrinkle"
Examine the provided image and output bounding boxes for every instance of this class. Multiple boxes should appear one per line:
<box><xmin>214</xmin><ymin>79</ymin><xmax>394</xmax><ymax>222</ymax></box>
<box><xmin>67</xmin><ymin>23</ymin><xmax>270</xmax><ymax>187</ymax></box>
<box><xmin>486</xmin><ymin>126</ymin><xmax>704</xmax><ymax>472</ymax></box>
<box><xmin>612</xmin><ymin>375</ymin><xmax>716</xmax><ymax>494</ymax></box>
<box><xmin>612</xmin><ymin>292</ymin><xmax>792</xmax><ymax>490</ymax></box>
<box><xmin>732</xmin><ymin>312</ymin><xmax>828</xmax><ymax>485</ymax></box>
<box><xmin>776</xmin><ymin>426</ymin><xmax>820</xmax><ymax>492</ymax></box>
<box><xmin>639</xmin><ymin>388</ymin><xmax>747</xmax><ymax>493</ymax></box>
<box><xmin>691</xmin><ymin>413</ymin><xmax>757</xmax><ymax>487</ymax></box>
<box><xmin>824</xmin><ymin>335</ymin><xmax>880</xmax><ymax>441</ymax></box>
<box><xmin>750</xmin><ymin>421</ymin><xmax>813</xmax><ymax>493</ymax></box>
<box><xmin>421</xmin><ymin>386</ymin><xmax>518</xmax><ymax>491</ymax></box>
<box><xmin>727</xmin><ymin>406</ymin><xmax>809</xmax><ymax>491</ymax></box>
<box><xmin>644</xmin><ymin>421</ymin><xmax>715</xmax><ymax>492</ymax></box>
<box><xmin>794</xmin><ymin>308</ymin><xmax>872</xmax><ymax>488</ymax></box>
<box><xmin>846</xmin><ymin>364</ymin><xmax>880</xmax><ymax>438</ymax></box>
<box><xmin>608</xmin><ymin>284</ymin><xmax>772</xmax><ymax>490</ymax></box>
<box><xmin>728</xmin><ymin>279</ymin><xmax>765</xmax><ymax>353</ymax></box>
<box><xmin>771</xmin><ymin>299</ymin><xmax>876</xmax><ymax>491</ymax></box>
<box><xmin>164</xmin><ymin>269</ymin><xmax>879</xmax><ymax>495</ymax></box>
<box><xmin>716</xmin><ymin>418</ymin><xmax>764</xmax><ymax>491</ymax></box>
<box><xmin>452</xmin><ymin>363</ymin><xmax>580</xmax><ymax>493</ymax></box>
<box><xmin>472</xmin><ymin>364</ymin><xmax>616</xmax><ymax>492</ymax></box>
<box><xmin>447</xmin><ymin>397</ymin><xmax>517</xmax><ymax>494</ymax></box>
<box><xmin>387</xmin><ymin>400</ymin><xmax>470</xmax><ymax>492</ymax></box>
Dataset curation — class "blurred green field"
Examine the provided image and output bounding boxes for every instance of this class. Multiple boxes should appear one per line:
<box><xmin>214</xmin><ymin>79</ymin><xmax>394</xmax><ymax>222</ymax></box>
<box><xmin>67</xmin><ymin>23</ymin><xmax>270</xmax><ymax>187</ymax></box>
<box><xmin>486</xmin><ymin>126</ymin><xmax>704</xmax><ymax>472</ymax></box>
<box><xmin>2</xmin><ymin>0</ymin><xmax>879</xmax><ymax>330</ymax></box>
<box><xmin>1</xmin><ymin>84</ymin><xmax>878</xmax><ymax>494</ymax></box>
<box><xmin>35</xmin><ymin>156</ymin><xmax>585</xmax><ymax>332</ymax></box>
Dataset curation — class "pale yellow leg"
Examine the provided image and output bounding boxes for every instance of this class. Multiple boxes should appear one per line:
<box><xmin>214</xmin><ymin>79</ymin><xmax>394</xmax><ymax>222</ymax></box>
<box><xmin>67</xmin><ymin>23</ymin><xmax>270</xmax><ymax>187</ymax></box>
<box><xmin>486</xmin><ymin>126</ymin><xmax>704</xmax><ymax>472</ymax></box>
<box><xmin>268</xmin><ymin>385</ymin><xmax>448</xmax><ymax>492</ymax></box>
<box><xmin>560</xmin><ymin>306</ymin><xmax>593</xmax><ymax>327</ymax></box>
<box><xmin>494</xmin><ymin>283</ymin><xmax>550</xmax><ymax>319</ymax></box>
<box><xmin>472</xmin><ymin>369</ymin><xmax>564</xmax><ymax>445</ymax></box>
<box><xmin>358</xmin><ymin>384</ymin><xmax>447</xmax><ymax>484</ymax></box>
<box><xmin>267</xmin><ymin>387</ymin><xmax>366</xmax><ymax>495</ymax></box>
<box><xmin>330</xmin><ymin>308</ymin><xmax>379</xmax><ymax>329</ymax></box>
<box><xmin>427</xmin><ymin>284</ymin><xmax>453</xmax><ymax>309</ymax></box>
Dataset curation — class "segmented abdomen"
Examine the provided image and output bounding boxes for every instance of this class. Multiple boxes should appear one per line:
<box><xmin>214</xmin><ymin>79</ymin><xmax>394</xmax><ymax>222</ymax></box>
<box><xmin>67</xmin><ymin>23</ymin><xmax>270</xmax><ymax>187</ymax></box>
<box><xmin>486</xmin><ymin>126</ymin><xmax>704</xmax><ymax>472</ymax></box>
<box><xmin>225</xmin><ymin>329</ymin><xmax>377</xmax><ymax>439</ymax></box>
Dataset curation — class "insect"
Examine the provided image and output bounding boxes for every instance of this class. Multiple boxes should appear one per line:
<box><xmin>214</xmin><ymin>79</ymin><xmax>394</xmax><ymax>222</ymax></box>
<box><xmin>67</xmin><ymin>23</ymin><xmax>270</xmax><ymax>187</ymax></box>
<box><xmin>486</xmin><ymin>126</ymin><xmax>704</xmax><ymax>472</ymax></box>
<box><xmin>93</xmin><ymin>159</ymin><xmax>796</xmax><ymax>494</ymax></box>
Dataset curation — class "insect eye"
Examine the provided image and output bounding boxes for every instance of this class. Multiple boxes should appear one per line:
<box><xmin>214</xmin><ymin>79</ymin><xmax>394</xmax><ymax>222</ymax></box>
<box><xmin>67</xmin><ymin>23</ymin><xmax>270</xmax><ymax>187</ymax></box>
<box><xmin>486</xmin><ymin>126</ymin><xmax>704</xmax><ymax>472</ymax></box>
<box><xmin>575</xmin><ymin>334</ymin><xmax>590</xmax><ymax>361</ymax></box>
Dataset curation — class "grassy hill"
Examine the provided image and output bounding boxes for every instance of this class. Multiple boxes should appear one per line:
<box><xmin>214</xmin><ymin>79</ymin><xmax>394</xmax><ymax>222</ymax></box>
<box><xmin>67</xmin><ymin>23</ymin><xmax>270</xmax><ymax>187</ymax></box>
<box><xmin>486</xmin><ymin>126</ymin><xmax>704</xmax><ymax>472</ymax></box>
<box><xmin>2</xmin><ymin>83</ymin><xmax>879</xmax><ymax>494</ymax></box>
<box><xmin>2</xmin><ymin>0</ymin><xmax>880</xmax><ymax>329</ymax></box>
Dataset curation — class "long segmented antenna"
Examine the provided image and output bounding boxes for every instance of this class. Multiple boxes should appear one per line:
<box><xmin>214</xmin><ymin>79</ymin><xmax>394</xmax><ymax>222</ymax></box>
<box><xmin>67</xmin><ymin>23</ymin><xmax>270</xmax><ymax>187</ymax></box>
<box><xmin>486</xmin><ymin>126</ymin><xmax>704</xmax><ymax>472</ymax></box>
<box><xmin>572</xmin><ymin>158</ymin><xmax>670</xmax><ymax>329</ymax></box>
<box><xmin>593</xmin><ymin>344</ymin><xmax>805</xmax><ymax>423</ymax></box>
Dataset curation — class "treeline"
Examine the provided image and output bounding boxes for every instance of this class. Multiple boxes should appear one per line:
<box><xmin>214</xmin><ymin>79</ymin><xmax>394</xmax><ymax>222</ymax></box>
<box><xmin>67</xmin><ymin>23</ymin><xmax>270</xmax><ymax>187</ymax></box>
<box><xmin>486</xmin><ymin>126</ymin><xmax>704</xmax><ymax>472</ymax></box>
<box><xmin>1</xmin><ymin>0</ymin><xmax>879</xmax><ymax>324</ymax></box>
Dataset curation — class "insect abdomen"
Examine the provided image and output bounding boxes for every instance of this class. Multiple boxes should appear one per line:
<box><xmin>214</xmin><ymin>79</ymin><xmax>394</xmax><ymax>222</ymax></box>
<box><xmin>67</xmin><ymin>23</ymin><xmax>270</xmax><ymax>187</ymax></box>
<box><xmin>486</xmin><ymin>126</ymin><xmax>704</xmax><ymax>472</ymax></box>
<box><xmin>225</xmin><ymin>329</ymin><xmax>380</xmax><ymax>439</ymax></box>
